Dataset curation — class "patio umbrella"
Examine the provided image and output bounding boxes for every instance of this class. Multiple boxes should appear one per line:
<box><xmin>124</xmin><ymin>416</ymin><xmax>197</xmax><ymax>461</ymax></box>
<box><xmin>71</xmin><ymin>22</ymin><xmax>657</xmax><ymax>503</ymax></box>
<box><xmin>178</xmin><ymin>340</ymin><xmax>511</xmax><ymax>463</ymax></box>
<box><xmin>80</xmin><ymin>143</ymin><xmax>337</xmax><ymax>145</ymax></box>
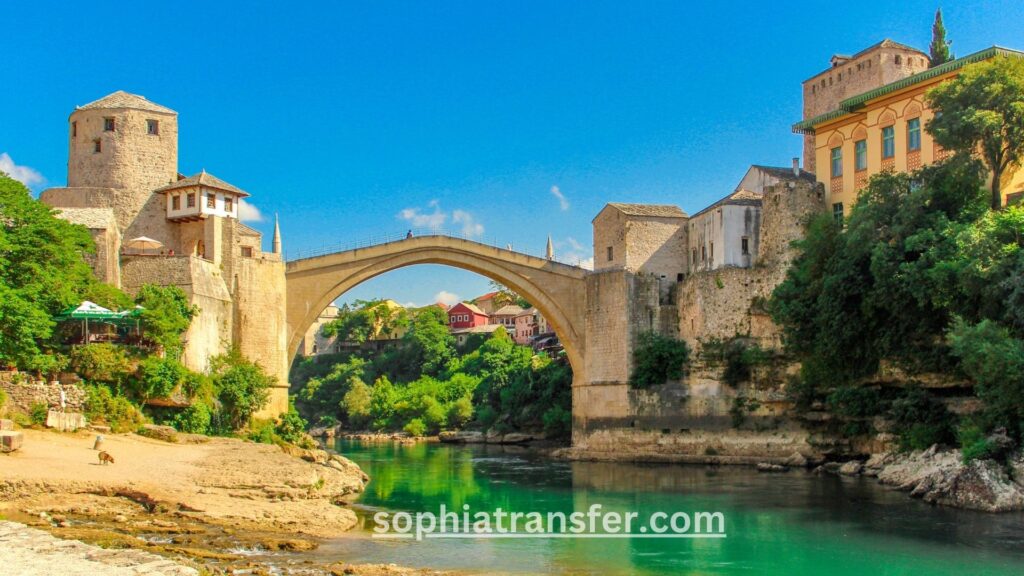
<box><xmin>54</xmin><ymin>301</ymin><xmax>120</xmax><ymax>342</ymax></box>
<box><xmin>125</xmin><ymin>236</ymin><xmax>163</xmax><ymax>254</ymax></box>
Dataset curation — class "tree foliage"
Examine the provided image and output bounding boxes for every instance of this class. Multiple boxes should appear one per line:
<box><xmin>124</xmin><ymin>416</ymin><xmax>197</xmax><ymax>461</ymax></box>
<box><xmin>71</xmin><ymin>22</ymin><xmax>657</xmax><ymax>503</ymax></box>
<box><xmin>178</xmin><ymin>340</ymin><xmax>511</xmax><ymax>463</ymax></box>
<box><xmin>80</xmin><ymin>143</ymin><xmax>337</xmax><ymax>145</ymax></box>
<box><xmin>928</xmin><ymin>9</ymin><xmax>953</xmax><ymax>68</ymax></box>
<box><xmin>629</xmin><ymin>332</ymin><xmax>690</xmax><ymax>388</ymax></box>
<box><xmin>927</xmin><ymin>56</ymin><xmax>1024</xmax><ymax>209</ymax></box>
<box><xmin>0</xmin><ymin>173</ymin><xmax>97</xmax><ymax>368</ymax></box>
<box><xmin>135</xmin><ymin>284</ymin><xmax>198</xmax><ymax>355</ymax></box>
<box><xmin>323</xmin><ymin>299</ymin><xmax>409</xmax><ymax>343</ymax></box>
<box><xmin>209</xmin><ymin>346</ymin><xmax>274</xmax><ymax>430</ymax></box>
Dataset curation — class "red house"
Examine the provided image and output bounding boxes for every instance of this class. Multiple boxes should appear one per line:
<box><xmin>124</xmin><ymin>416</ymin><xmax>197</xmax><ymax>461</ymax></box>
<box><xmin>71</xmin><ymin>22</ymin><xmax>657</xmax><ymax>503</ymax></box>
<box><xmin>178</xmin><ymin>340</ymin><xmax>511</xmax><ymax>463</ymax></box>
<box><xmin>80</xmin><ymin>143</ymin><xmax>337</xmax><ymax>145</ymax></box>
<box><xmin>448</xmin><ymin>302</ymin><xmax>489</xmax><ymax>329</ymax></box>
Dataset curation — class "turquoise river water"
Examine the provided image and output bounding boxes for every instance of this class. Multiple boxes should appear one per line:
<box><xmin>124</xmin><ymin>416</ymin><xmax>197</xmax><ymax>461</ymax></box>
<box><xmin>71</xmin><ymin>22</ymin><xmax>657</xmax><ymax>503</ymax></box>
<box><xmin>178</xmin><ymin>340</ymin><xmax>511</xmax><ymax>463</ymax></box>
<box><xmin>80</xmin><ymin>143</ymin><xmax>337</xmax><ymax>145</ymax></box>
<box><xmin>312</xmin><ymin>439</ymin><xmax>1024</xmax><ymax>575</ymax></box>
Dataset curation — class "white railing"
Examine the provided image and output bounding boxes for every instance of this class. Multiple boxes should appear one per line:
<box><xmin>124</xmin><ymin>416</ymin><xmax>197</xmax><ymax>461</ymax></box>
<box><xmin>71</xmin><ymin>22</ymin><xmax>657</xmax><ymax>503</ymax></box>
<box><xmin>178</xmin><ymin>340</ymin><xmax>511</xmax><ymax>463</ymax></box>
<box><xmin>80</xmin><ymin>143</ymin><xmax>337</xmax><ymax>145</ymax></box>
<box><xmin>285</xmin><ymin>228</ymin><xmax>588</xmax><ymax>268</ymax></box>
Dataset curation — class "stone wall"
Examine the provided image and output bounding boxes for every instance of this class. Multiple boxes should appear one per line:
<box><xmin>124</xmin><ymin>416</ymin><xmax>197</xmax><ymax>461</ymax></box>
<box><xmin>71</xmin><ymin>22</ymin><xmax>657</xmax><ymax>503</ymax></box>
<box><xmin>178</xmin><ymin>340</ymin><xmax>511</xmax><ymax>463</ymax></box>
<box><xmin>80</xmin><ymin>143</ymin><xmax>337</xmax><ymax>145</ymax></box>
<box><xmin>0</xmin><ymin>374</ymin><xmax>86</xmax><ymax>414</ymax></box>
<box><xmin>233</xmin><ymin>256</ymin><xmax>290</xmax><ymax>416</ymax></box>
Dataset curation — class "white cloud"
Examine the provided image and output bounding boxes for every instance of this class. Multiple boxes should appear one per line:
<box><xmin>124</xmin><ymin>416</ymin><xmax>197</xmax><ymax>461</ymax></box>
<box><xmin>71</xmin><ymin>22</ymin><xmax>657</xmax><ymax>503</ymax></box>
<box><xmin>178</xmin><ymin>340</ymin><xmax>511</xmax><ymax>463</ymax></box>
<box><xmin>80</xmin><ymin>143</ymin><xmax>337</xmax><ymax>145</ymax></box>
<box><xmin>556</xmin><ymin>236</ymin><xmax>593</xmax><ymax>269</ymax></box>
<box><xmin>0</xmin><ymin>153</ymin><xmax>44</xmax><ymax>188</ymax></box>
<box><xmin>433</xmin><ymin>290</ymin><xmax>461</xmax><ymax>306</ymax></box>
<box><xmin>550</xmin><ymin>185</ymin><xmax>569</xmax><ymax>211</ymax></box>
<box><xmin>397</xmin><ymin>201</ymin><xmax>484</xmax><ymax>238</ymax></box>
<box><xmin>452</xmin><ymin>209</ymin><xmax>484</xmax><ymax>238</ymax></box>
<box><xmin>398</xmin><ymin>200</ymin><xmax>447</xmax><ymax>229</ymax></box>
<box><xmin>238</xmin><ymin>199</ymin><xmax>264</xmax><ymax>222</ymax></box>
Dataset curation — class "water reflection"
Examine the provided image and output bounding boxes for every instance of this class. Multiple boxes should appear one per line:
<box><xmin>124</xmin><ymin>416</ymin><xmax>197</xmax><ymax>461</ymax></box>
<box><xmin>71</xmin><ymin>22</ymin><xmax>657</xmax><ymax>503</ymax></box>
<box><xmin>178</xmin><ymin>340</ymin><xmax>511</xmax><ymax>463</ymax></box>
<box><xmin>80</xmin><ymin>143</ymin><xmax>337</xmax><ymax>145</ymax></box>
<box><xmin>322</xmin><ymin>440</ymin><xmax>1024</xmax><ymax>575</ymax></box>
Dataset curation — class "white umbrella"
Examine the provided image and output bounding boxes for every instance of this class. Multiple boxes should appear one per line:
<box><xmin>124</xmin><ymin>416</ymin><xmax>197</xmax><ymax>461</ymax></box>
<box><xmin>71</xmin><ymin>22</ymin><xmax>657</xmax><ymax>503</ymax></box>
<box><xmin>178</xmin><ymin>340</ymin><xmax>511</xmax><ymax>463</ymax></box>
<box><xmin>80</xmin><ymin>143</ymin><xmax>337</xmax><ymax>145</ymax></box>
<box><xmin>125</xmin><ymin>236</ymin><xmax>163</xmax><ymax>254</ymax></box>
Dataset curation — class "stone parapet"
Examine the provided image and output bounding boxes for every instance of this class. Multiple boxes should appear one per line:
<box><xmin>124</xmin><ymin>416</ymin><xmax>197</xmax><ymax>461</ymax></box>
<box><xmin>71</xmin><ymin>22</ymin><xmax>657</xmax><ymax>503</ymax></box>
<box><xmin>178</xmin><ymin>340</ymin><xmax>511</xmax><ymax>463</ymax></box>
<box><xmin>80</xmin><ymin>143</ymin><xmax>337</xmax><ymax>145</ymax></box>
<box><xmin>0</xmin><ymin>374</ymin><xmax>87</xmax><ymax>414</ymax></box>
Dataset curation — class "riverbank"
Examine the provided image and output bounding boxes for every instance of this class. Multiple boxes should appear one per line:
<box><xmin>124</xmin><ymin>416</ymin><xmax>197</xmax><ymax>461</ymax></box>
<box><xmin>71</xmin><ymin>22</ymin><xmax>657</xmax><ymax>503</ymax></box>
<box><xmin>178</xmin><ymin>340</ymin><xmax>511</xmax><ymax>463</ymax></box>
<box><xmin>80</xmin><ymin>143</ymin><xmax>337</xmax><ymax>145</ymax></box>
<box><xmin>0</xmin><ymin>429</ymin><xmax>453</xmax><ymax>575</ymax></box>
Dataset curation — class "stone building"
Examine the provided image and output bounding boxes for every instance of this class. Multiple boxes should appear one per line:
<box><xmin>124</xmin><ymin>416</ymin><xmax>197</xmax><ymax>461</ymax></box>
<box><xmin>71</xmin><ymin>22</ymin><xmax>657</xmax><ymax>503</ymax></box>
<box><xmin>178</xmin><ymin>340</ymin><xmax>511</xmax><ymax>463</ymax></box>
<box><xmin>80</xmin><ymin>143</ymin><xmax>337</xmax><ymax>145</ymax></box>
<box><xmin>799</xmin><ymin>39</ymin><xmax>930</xmax><ymax>173</ymax></box>
<box><xmin>299</xmin><ymin>305</ymin><xmax>341</xmax><ymax>356</ymax></box>
<box><xmin>687</xmin><ymin>164</ymin><xmax>818</xmax><ymax>274</ymax></box>
<box><xmin>40</xmin><ymin>91</ymin><xmax>290</xmax><ymax>416</ymax></box>
<box><xmin>795</xmin><ymin>44</ymin><xmax>1024</xmax><ymax>213</ymax></box>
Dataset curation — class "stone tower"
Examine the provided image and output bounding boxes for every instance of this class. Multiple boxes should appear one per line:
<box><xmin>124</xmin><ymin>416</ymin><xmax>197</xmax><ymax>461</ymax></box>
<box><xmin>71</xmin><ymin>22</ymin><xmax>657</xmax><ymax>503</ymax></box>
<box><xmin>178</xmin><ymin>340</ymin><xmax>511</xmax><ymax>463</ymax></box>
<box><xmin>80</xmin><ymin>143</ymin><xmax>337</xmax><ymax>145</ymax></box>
<box><xmin>66</xmin><ymin>91</ymin><xmax>179</xmax><ymax>232</ymax></box>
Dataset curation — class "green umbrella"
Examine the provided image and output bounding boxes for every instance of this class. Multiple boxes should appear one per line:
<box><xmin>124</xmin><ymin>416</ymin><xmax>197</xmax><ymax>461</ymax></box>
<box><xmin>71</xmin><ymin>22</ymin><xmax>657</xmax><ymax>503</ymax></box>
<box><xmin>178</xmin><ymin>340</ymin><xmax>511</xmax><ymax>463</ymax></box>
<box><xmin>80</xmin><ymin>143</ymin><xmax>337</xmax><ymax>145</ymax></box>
<box><xmin>54</xmin><ymin>301</ymin><xmax>121</xmax><ymax>342</ymax></box>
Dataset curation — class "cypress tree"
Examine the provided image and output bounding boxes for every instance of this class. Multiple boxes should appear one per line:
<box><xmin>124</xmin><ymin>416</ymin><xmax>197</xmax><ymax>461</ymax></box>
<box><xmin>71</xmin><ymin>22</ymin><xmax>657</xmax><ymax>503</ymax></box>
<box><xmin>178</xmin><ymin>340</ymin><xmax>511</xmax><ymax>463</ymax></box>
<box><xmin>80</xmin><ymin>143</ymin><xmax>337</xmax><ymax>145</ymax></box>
<box><xmin>929</xmin><ymin>9</ymin><xmax>953</xmax><ymax>67</ymax></box>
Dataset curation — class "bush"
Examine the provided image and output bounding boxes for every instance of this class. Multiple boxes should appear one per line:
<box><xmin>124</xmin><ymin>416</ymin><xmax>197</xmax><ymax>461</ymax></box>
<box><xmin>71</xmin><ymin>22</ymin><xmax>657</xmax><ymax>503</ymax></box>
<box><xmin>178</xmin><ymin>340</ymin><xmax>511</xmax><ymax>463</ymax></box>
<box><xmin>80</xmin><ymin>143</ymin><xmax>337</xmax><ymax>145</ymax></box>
<box><xmin>958</xmin><ymin>424</ymin><xmax>999</xmax><ymax>463</ymax></box>
<box><xmin>275</xmin><ymin>399</ymin><xmax>308</xmax><ymax>444</ymax></box>
<box><xmin>134</xmin><ymin>357</ymin><xmax>187</xmax><ymax>400</ymax></box>
<box><xmin>888</xmin><ymin>387</ymin><xmax>955</xmax><ymax>450</ymax></box>
<box><xmin>722</xmin><ymin>339</ymin><xmax>766</xmax><ymax>387</ymax></box>
<box><xmin>729</xmin><ymin>396</ymin><xmax>760</xmax><ymax>428</ymax></box>
<box><xmin>827</xmin><ymin>385</ymin><xmax>882</xmax><ymax>420</ymax></box>
<box><xmin>542</xmin><ymin>404</ymin><xmax>571</xmax><ymax>438</ymax></box>
<box><xmin>173</xmin><ymin>402</ymin><xmax>212</xmax><ymax>434</ymax></box>
<box><xmin>420</xmin><ymin>397</ymin><xmax>447</xmax><ymax>433</ymax></box>
<box><xmin>210</xmin><ymin>347</ymin><xmax>273</xmax><ymax>430</ymax></box>
<box><xmin>84</xmin><ymin>384</ymin><xmax>146</xmax><ymax>432</ymax></box>
<box><xmin>949</xmin><ymin>319</ymin><xmax>1024</xmax><ymax>442</ymax></box>
<box><xmin>247</xmin><ymin>418</ymin><xmax>277</xmax><ymax>444</ymax></box>
<box><xmin>630</xmin><ymin>332</ymin><xmax>689</xmax><ymax>388</ymax></box>
<box><xmin>404</xmin><ymin>418</ymin><xmax>427</xmax><ymax>437</ymax></box>
<box><xmin>447</xmin><ymin>396</ymin><xmax>473</xmax><ymax>429</ymax></box>
<box><xmin>475</xmin><ymin>404</ymin><xmax>498</xmax><ymax>429</ymax></box>
<box><xmin>0</xmin><ymin>388</ymin><xmax>7</xmax><ymax>414</ymax></box>
<box><xmin>70</xmin><ymin>344</ymin><xmax>132</xmax><ymax>385</ymax></box>
<box><xmin>30</xmin><ymin>401</ymin><xmax>48</xmax><ymax>425</ymax></box>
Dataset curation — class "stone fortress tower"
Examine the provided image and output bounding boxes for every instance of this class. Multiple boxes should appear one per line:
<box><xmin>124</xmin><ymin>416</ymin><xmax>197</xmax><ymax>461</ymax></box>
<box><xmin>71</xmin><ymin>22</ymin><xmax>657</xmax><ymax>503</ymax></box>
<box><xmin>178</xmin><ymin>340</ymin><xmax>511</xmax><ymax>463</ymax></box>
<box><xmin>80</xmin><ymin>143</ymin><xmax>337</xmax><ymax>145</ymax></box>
<box><xmin>41</xmin><ymin>91</ymin><xmax>290</xmax><ymax>416</ymax></box>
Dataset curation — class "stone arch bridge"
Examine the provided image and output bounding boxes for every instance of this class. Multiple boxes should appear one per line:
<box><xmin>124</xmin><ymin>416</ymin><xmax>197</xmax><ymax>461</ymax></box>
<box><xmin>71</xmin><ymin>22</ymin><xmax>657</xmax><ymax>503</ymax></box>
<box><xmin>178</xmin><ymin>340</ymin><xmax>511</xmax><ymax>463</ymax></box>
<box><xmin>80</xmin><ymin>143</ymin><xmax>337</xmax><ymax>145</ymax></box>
<box><xmin>285</xmin><ymin>234</ymin><xmax>590</xmax><ymax>382</ymax></box>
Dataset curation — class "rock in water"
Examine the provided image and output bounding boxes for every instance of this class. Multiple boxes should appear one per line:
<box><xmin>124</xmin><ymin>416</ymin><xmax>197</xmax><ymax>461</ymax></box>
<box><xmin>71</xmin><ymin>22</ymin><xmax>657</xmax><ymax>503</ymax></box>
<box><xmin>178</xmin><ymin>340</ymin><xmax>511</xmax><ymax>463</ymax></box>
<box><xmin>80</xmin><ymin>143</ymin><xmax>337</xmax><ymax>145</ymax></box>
<box><xmin>783</xmin><ymin>452</ymin><xmax>808</xmax><ymax>468</ymax></box>
<box><xmin>839</xmin><ymin>461</ymin><xmax>863</xmax><ymax>476</ymax></box>
<box><xmin>877</xmin><ymin>448</ymin><xmax>1024</xmax><ymax>512</ymax></box>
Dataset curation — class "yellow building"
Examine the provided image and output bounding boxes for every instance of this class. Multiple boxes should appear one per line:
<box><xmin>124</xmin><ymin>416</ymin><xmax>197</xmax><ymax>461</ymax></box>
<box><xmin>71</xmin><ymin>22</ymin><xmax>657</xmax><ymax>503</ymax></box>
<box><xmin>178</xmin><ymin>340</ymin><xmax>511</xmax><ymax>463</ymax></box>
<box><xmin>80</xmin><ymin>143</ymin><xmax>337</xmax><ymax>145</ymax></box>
<box><xmin>794</xmin><ymin>45</ymin><xmax>1024</xmax><ymax>218</ymax></box>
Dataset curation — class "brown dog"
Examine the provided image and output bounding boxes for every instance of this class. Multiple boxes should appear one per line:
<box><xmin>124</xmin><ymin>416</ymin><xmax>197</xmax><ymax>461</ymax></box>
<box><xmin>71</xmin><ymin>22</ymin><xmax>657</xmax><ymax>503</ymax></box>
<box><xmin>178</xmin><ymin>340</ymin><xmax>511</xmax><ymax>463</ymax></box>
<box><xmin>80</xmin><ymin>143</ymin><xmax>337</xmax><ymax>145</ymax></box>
<box><xmin>98</xmin><ymin>451</ymin><xmax>115</xmax><ymax>465</ymax></box>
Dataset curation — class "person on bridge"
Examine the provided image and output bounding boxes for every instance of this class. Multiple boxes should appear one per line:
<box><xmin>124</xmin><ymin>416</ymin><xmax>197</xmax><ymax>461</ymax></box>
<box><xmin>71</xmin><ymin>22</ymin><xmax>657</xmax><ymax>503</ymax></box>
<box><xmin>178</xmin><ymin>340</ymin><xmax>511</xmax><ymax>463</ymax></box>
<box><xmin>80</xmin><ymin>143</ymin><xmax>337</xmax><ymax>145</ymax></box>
<box><xmin>406</xmin><ymin>229</ymin><xmax>413</xmax><ymax>239</ymax></box>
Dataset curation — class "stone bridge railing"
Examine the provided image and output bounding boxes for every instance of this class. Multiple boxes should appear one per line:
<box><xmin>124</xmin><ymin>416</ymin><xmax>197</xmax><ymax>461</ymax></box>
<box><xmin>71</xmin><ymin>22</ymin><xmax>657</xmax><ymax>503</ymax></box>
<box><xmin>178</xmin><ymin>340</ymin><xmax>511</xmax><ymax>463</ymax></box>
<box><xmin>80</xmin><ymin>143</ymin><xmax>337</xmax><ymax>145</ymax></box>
<box><xmin>286</xmin><ymin>228</ymin><xmax>589</xmax><ymax>268</ymax></box>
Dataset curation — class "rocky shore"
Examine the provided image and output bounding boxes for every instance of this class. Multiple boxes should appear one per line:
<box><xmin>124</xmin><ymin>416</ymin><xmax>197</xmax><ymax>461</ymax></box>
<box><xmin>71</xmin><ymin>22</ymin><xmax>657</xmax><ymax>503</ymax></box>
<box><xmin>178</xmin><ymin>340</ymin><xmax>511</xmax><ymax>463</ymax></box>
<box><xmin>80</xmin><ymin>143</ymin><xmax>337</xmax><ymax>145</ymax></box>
<box><xmin>0</xmin><ymin>429</ymin><xmax>451</xmax><ymax>575</ymax></box>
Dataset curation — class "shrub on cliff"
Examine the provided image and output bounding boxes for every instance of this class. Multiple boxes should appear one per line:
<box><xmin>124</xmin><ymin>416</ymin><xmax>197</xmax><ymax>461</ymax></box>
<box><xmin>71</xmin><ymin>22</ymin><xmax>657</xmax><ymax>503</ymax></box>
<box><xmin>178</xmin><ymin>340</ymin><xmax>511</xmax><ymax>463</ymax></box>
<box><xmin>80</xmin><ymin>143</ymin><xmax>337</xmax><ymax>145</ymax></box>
<box><xmin>629</xmin><ymin>332</ymin><xmax>690</xmax><ymax>388</ymax></box>
<box><xmin>83</xmin><ymin>384</ymin><xmax>146</xmax><ymax>432</ymax></box>
<box><xmin>274</xmin><ymin>398</ymin><xmax>309</xmax><ymax>444</ymax></box>
<box><xmin>134</xmin><ymin>357</ymin><xmax>187</xmax><ymax>400</ymax></box>
<box><xmin>70</xmin><ymin>344</ymin><xmax>133</xmax><ymax>386</ymax></box>
<box><xmin>173</xmin><ymin>401</ymin><xmax>212</xmax><ymax>434</ymax></box>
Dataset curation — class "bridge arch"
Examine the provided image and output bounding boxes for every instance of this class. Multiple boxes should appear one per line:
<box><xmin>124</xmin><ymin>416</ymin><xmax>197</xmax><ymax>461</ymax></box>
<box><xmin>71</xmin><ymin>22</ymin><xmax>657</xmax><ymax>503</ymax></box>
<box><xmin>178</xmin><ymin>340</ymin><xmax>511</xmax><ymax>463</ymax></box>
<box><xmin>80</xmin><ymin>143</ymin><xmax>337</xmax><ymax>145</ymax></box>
<box><xmin>285</xmin><ymin>235</ymin><xmax>589</xmax><ymax>380</ymax></box>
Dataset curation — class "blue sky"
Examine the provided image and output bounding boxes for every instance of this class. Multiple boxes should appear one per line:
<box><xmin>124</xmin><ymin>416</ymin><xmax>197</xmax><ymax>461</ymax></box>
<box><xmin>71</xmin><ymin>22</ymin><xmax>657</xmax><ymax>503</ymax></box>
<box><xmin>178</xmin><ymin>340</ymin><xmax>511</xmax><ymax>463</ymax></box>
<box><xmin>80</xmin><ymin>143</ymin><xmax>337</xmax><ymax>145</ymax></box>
<box><xmin>2</xmin><ymin>1</ymin><xmax>1022</xmax><ymax>307</ymax></box>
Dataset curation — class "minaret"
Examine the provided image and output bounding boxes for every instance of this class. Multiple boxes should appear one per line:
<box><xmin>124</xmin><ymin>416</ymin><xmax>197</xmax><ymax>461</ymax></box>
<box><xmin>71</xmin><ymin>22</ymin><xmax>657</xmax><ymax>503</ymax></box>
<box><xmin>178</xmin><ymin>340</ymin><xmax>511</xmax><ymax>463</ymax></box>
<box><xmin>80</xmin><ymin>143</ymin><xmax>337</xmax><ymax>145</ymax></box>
<box><xmin>546</xmin><ymin>235</ymin><xmax>554</xmax><ymax>260</ymax></box>
<box><xmin>272</xmin><ymin>213</ymin><xmax>282</xmax><ymax>254</ymax></box>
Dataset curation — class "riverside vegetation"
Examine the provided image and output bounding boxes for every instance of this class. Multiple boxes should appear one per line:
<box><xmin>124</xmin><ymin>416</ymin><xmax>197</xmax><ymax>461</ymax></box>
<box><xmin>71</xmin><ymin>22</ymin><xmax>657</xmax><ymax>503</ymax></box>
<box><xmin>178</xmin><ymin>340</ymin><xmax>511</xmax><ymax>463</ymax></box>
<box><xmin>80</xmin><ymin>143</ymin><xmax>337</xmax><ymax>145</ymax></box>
<box><xmin>290</xmin><ymin>303</ymin><xmax>573</xmax><ymax>439</ymax></box>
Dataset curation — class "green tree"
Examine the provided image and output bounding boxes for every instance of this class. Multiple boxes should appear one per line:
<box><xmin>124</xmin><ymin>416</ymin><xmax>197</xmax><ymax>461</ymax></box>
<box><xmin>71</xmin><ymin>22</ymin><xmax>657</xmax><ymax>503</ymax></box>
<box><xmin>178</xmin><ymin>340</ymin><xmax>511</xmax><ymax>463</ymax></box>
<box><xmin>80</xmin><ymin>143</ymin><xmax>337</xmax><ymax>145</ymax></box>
<box><xmin>928</xmin><ymin>9</ymin><xmax>953</xmax><ymax>67</ymax></box>
<box><xmin>369</xmin><ymin>375</ymin><xmax>398</xmax><ymax>429</ymax></box>
<box><xmin>927</xmin><ymin>55</ymin><xmax>1024</xmax><ymax>209</ymax></box>
<box><xmin>341</xmin><ymin>377</ymin><xmax>372</xmax><ymax>428</ymax></box>
<box><xmin>0</xmin><ymin>173</ymin><xmax>97</xmax><ymax>368</ymax></box>
<box><xmin>949</xmin><ymin>319</ymin><xmax>1024</xmax><ymax>442</ymax></box>
<box><xmin>210</xmin><ymin>347</ymin><xmax>273</xmax><ymax>430</ymax></box>
<box><xmin>135</xmin><ymin>284</ymin><xmax>198</xmax><ymax>355</ymax></box>
<box><xmin>401</xmin><ymin>306</ymin><xmax>455</xmax><ymax>376</ymax></box>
